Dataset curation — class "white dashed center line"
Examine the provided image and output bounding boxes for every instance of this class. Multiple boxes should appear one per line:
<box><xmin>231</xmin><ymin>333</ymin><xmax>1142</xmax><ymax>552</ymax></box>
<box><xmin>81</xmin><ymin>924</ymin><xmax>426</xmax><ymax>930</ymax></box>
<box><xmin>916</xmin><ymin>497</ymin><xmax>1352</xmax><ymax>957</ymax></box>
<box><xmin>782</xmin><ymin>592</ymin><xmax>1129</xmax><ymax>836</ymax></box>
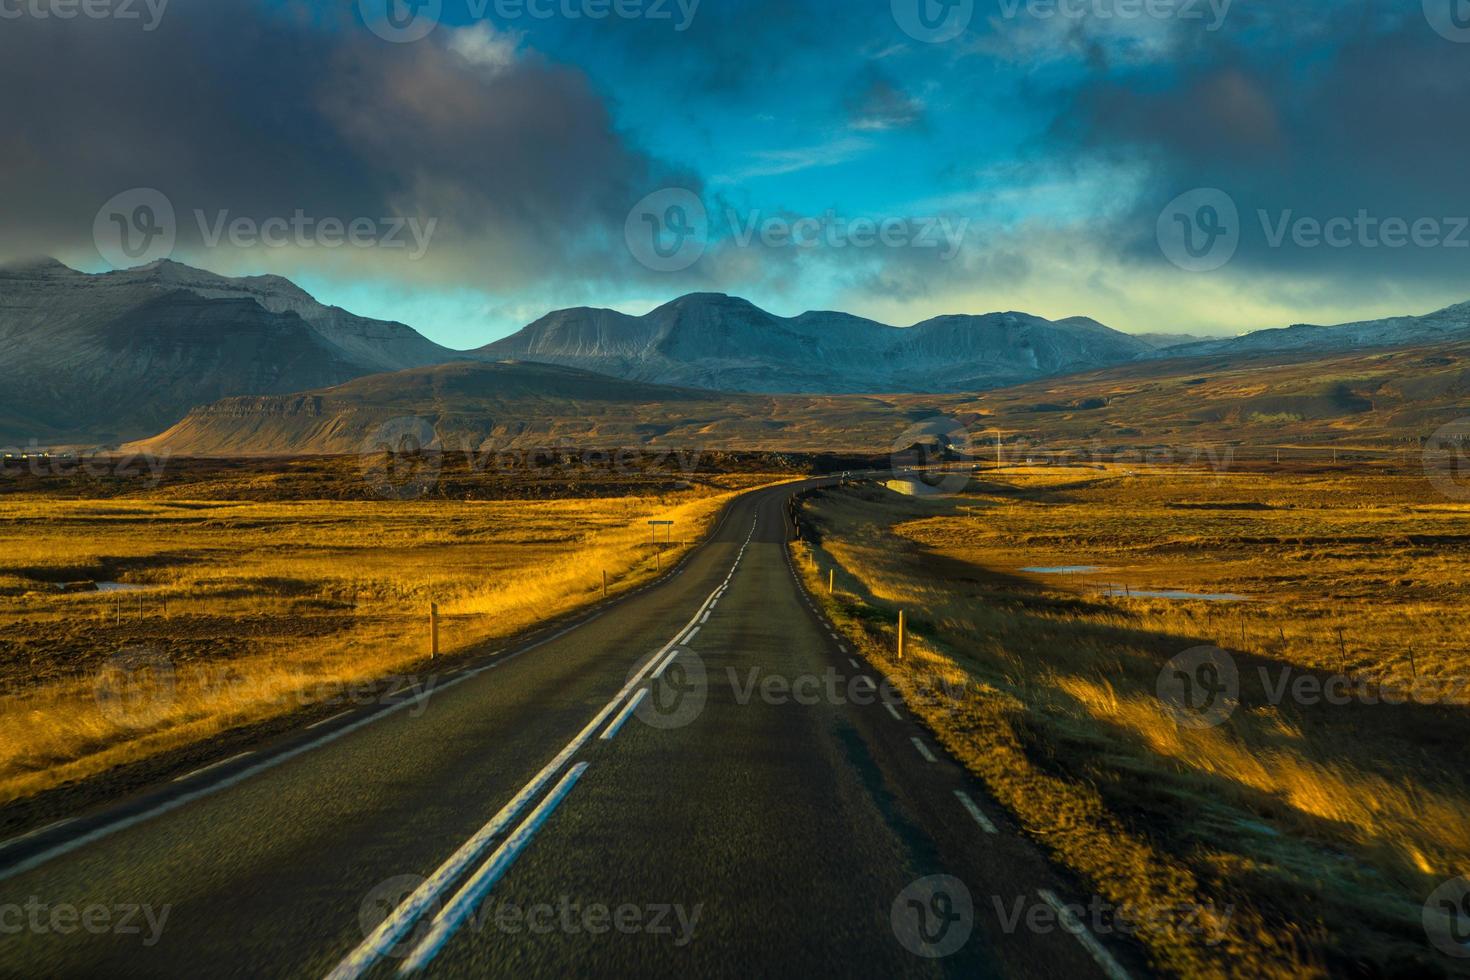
<box><xmin>910</xmin><ymin>738</ymin><xmax>937</xmax><ymax>763</ymax></box>
<box><xmin>954</xmin><ymin>790</ymin><xmax>998</xmax><ymax>834</ymax></box>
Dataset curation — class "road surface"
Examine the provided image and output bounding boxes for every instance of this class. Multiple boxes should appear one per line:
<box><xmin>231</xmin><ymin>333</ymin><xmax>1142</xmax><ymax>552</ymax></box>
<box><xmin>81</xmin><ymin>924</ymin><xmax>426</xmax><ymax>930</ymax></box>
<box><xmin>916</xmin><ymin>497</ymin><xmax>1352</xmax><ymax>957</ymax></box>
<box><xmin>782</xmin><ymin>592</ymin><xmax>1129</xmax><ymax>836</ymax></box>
<box><xmin>0</xmin><ymin>481</ymin><xmax>1143</xmax><ymax>978</ymax></box>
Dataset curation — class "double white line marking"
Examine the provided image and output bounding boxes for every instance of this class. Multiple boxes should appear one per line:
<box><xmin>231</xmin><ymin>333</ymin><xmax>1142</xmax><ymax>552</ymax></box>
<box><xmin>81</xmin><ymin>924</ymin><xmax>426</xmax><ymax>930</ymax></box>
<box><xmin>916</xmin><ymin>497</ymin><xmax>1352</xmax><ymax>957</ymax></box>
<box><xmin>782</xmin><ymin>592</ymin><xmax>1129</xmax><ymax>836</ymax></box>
<box><xmin>327</xmin><ymin>520</ymin><xmax>756</xmax><ymax>978</ymax></box>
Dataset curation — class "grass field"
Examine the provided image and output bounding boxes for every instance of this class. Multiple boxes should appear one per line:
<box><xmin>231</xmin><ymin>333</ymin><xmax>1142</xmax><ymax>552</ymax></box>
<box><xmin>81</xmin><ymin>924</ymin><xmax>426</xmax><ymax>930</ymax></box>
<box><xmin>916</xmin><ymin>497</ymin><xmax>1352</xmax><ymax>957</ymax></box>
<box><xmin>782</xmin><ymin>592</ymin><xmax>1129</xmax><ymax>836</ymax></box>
<box><xmin>795</xmin><ymin>463</ymin><xmax>1470</xmax><ymax>978</ymax></box>
<box><xmin>0</xmin><ymin>462</ymin><xmax>786</xmax><ymax>807</ymax></box>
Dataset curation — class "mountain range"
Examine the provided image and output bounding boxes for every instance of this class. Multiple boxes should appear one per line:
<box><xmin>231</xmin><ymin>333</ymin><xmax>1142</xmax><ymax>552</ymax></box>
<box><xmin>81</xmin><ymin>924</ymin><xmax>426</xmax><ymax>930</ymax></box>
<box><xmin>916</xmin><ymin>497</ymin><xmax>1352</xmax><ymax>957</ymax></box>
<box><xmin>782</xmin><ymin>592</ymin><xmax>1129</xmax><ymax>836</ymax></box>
<box><xmin>476</xmin><ymin>293</ymin><xmax>1152</xmax><ymax>394</ymax></box>
<box><xmin>7</xmin><ymin>257</ymin><xmax>1470</xmax><ymax>448</ymax></box>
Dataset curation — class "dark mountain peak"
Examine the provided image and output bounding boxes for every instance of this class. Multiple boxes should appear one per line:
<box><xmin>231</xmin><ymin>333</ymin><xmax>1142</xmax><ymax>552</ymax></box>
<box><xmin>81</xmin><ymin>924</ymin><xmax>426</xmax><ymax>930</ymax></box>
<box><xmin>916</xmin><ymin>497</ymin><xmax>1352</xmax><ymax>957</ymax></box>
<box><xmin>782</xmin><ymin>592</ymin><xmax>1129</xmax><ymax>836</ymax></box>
<box><xmin>0</xmin><ymin>256</ymin><xmax>79</xmax><ymax>278</ymax></box>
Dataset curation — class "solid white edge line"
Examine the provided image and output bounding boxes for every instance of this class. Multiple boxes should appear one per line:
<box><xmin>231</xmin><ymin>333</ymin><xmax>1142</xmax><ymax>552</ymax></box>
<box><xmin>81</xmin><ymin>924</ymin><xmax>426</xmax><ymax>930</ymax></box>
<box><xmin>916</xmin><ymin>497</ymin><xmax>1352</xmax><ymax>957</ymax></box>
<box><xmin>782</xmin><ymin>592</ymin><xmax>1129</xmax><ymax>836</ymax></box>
<box><xmin>911</xmin><ymin>737</ymin><xmax>937</xmax><ymax>763</ymax></box>
<box><xmin>400</xmin><ymin>763</ymin><xmax>590</xmax><ymax>974</ymax></box>
<box><xmin>884</xmin><ymin>702</ymin><xmax>902</xmax><ymax>721</ymax></box>
<box><xmin>1037</xmin><ymin>889</ymin><xmax>1133</xmax><ymax>980</ymax></box>
<box><xmin>599</xmin><ymin>689</ymin><xmax>648</xmax><ymax>741</ymax></box>
<box><xmin>172</xmin><ymin>751</ymin><xmax>254</xmax><ymax>783</ymax></box>
<box><xmin>954</xmin><ymin>790</ymin><xmax>998</xmax><ymax>834</ymax></box>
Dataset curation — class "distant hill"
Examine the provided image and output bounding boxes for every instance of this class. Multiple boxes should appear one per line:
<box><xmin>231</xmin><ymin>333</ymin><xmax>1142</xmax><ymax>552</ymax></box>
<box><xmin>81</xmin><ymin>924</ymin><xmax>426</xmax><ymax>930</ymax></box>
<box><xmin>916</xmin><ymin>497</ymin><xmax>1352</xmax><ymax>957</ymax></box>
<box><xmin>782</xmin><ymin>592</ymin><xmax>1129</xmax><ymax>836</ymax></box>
<box><xmin>0</xmin><ymin>258</ymin><xmax>459</xmax><ymax>444</ymax></box>
<box><xmin>476</xmin><ymin>293</ymin><xmax>1151</xmax><ymax>394</ymax></box>
<box><xmin>1147</xmin><ymin>301</ymin><xmax>1470</xmax><ymax>361</ymax></box>
<box><xmin>129</xmin><ymin>360</ymin><xmax>929</xmax><ymax>456</ymax></box>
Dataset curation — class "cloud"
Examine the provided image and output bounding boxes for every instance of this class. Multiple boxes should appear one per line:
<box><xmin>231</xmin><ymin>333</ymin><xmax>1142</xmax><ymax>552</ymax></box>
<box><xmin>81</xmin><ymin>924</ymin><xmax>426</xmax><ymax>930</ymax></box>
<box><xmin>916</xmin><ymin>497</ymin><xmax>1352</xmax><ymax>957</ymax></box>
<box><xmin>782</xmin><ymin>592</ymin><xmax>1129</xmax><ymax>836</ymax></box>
<box><xmin>0</xmin><ymin>1</ymin><xmax>682</xmax><ymax>291</ymax></box>
<box><xmin>842</xmin><ymin>66</ymin><xmax>926</xmax><ymax>131</ymax></box>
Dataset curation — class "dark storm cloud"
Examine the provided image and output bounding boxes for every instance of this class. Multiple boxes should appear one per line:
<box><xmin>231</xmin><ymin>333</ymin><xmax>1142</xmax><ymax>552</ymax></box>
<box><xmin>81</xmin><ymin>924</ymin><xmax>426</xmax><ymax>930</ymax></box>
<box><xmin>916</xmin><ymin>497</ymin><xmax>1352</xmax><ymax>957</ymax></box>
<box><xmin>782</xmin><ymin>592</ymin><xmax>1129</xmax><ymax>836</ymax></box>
<box><xmin>0</xmin><ymin>0</ymin><xmax>682</xmax><ymax>285</ymax></box>
<box><xmin>1043</xmin><ymin>9</ymin><xmax>1470</xmax><ymax>295</ymax></box>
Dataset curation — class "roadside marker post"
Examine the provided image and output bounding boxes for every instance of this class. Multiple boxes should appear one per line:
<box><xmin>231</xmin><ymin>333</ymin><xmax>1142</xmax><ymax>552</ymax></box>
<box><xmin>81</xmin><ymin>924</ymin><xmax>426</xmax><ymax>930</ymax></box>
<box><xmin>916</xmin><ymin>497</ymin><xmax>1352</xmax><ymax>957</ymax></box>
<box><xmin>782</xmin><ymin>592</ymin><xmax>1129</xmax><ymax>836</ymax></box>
<box><xmin>828</xmin><ymin>568</ymin><xmax>834</xmax><ymax>595</ymax></box>
<box><xmin>602</xmin><ymin>570</ymin><xmax>608</xmax><ymax>598</ymax></box>
<box><xmin>430</xmin><ymin>602</ymin><xmax>440</xmax><ymax>659</ymax></box>
<box><xmin>897</xmin><ymin>610</ymin><xmax>906</xmax><ymax>661</ymax></box>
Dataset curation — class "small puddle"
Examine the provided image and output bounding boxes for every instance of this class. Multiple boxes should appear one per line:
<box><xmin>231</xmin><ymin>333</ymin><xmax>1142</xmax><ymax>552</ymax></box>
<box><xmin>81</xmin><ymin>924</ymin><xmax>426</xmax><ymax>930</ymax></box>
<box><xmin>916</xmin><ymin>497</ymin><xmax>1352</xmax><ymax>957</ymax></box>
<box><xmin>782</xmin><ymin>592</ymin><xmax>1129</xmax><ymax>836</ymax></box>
<box><xmin>96</xmin><ymin>581</ymin><xmax>149</xmax><ymax>593</ymax></box>
<box><xmin>1106</xmin><ymin>588</ymin><xmax>1247</xmax><ymax>602</ymax></box>
<box><xmin>1022</xmin><ymin>566</ymin><xmax>1102</xmax><ymax>574</ymax></box>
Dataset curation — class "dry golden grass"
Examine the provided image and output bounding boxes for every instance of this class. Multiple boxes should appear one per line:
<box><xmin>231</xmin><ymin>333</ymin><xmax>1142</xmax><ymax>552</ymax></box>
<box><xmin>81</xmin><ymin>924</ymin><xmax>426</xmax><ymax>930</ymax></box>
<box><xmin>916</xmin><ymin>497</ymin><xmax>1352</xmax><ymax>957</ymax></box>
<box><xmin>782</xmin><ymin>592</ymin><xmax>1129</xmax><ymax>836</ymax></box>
<box><xmin>795</xmin><ymin>464</ymin><xmax>1470</xmax><ymax>978</ymax></box>
<box><xmin>0</xmin><ymin>474</ymin><xmax>784</xmax><ymax>804</ymax></box>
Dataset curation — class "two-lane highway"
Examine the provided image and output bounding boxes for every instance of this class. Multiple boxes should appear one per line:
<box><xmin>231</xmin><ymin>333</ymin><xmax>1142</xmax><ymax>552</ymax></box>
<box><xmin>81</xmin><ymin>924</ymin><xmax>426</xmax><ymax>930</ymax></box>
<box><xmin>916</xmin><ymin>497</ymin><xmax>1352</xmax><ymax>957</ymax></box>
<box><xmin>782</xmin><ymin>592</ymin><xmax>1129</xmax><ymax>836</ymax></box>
<box><xmin>0</xmin><ymin>481</ymin><xmax>1142</xmax><ymax>979</ymax></box>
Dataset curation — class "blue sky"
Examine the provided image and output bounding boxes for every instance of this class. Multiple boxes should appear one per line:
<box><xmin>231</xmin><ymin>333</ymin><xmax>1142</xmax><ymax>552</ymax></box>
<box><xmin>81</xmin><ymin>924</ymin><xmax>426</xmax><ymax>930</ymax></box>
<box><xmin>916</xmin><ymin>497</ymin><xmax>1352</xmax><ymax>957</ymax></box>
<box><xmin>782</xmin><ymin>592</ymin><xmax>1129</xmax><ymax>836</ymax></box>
<box><xmin>4</xmin><ymin>0</ymin><xmax>1470</xmax><ymax>349</ymax></box>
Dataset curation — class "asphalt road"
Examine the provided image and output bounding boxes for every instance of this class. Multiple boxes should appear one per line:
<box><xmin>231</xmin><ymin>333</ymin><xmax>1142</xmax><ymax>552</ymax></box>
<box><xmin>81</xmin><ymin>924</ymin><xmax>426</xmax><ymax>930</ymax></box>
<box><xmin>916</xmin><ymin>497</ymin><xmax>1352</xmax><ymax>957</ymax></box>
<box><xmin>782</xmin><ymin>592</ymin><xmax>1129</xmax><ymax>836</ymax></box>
<box><xmin>0</xmin><ymin>481</ymin><xmax>1145</xmax><ymax>979</ymax></box>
